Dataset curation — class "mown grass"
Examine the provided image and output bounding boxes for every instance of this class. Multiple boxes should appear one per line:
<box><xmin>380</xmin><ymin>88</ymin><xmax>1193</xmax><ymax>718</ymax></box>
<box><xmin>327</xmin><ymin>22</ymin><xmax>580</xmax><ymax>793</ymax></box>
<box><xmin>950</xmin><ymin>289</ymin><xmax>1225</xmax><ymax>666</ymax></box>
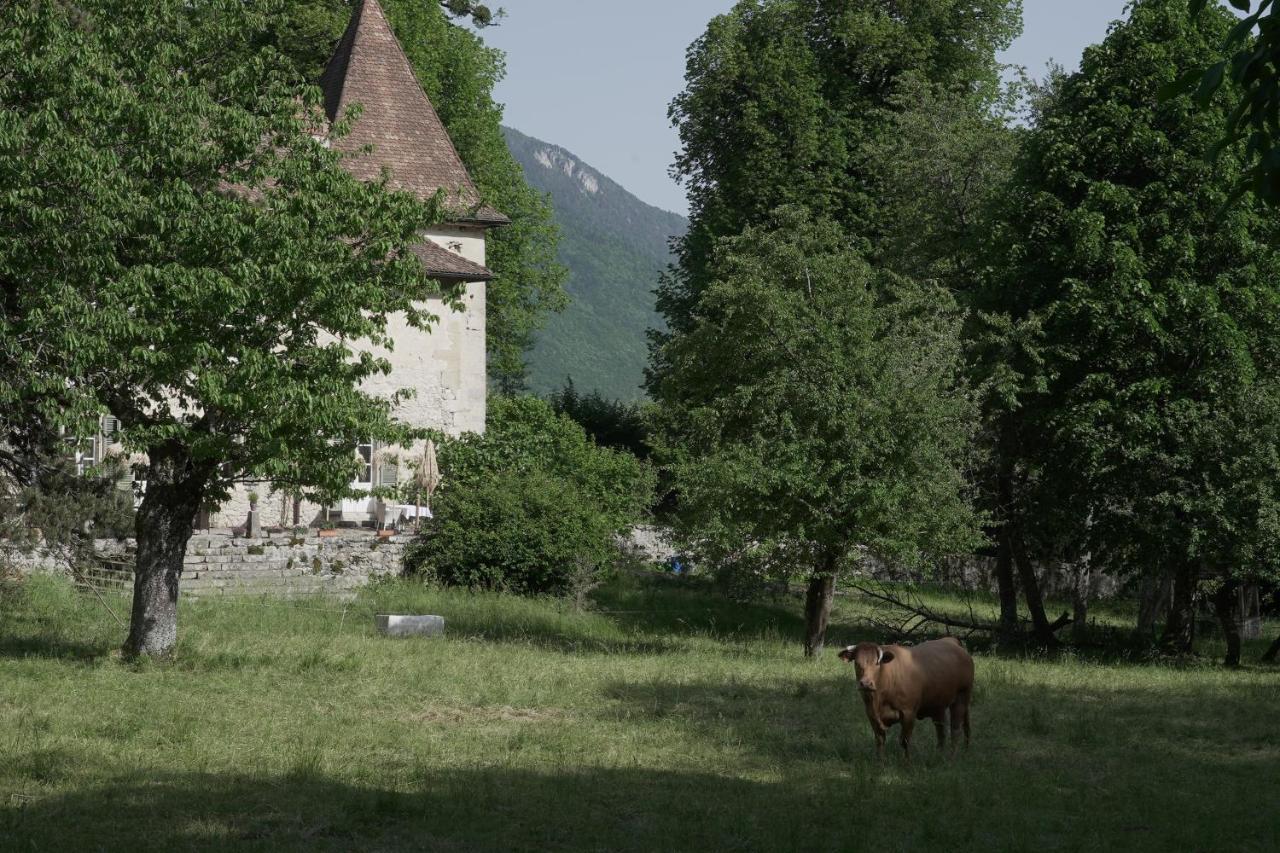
<box><xmin>1</xmin><ymin>572</ymin><xmax>1277</xmax><ymax>852</ymax></box>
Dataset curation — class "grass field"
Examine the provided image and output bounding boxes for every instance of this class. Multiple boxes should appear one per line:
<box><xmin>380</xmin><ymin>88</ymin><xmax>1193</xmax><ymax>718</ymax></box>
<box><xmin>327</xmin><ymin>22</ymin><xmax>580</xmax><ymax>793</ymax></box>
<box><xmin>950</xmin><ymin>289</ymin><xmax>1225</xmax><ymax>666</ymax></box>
<box><xmin>1</xmin><ymin>572</ymin><xmax>1277</xmax><ymax>852</ymax></box>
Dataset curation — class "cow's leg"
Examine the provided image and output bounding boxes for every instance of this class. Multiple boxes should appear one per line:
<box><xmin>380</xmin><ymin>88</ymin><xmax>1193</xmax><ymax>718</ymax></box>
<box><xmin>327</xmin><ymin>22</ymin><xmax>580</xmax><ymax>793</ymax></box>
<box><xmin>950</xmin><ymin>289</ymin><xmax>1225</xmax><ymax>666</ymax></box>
<box><xmin>934</xmin><ymin>715</ymin><xmax>946</xmax><ymax>749</ymax></box>
<box><xmin>949</xmin><ymin>698</ymin><xmax>963</xmax><ymax>754</ymax></box>
<box><xmin>959</xmin><ymin>691</ymin><xmax>971</xmax><ymax>747</ymax></box>
<box><xmin>873</xmin><ymin>726</ymin><xmax>887</xmax><ymax>761</ymax></box>
<box><xmin>899</xmin><ymin>712</ymin><xmax>916</xmax><ymax>765</ymax></box>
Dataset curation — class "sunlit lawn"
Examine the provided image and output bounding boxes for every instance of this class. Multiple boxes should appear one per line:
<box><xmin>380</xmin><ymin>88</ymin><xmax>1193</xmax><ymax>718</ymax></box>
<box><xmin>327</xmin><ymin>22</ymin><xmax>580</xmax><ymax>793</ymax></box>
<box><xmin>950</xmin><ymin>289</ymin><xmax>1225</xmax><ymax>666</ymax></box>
<box><xmin>1</xmin><ymin>572</ymin><xmax>1277</xmax><ymax>852</ymax></box>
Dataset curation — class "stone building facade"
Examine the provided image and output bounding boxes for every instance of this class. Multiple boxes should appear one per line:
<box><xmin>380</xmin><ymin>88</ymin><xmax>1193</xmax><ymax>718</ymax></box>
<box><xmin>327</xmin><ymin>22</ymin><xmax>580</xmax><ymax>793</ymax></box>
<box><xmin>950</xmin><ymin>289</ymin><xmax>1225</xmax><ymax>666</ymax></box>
<box><xmin>77</xmin><ymin>0</ymin><xmax>502</xmax><ymax>531</ymax></box>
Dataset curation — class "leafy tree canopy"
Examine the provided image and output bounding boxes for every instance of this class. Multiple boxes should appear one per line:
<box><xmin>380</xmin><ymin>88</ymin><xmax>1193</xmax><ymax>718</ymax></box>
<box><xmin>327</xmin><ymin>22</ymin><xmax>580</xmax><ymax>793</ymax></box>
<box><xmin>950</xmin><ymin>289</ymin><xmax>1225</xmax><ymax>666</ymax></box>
<box><xmin>979</xmin><ymin>0</ymin><xmax>1280</xmax><ymax>616</ymax></box>
<box><xmin>1169</xmin><ymin>0</ymin><xmax>1280</xmax><ymax>205</ymax></box>
<box><xmin>659</xmin><ymin>0</ymin><xmax>1023</xmax><ymax>328</ymax></box>
<box><xmin>408</xmin><ymin>396</ymin><xmax>655</xmax><ymax>595</ymax></box>
<box><xmin>0</xmin><ymin>0</ymin><xmax>451</xmax><ymax>655</ymax></box>
<box><xmin>651</xmin><ymin>208</ymin><xmax>982</xmax><ymax>650</ymax></box>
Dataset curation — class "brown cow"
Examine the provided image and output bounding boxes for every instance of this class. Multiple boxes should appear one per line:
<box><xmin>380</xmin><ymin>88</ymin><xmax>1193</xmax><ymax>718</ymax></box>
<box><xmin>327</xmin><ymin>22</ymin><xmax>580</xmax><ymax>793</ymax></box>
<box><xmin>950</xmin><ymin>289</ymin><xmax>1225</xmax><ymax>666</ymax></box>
<box><xmin>838</xmin><ymin>637</ymin><xmax>973</xmax><ymax>762</ymax></box>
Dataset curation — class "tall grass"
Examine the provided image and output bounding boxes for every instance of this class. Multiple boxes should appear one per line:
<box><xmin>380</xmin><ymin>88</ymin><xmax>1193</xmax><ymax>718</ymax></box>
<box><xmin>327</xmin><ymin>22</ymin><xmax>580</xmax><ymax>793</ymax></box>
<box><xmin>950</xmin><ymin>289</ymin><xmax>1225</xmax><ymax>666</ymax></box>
<box><xmin>1</xmin><ymin>572</ymin><xmax>1276</xmax><ymax>852</ymax></box>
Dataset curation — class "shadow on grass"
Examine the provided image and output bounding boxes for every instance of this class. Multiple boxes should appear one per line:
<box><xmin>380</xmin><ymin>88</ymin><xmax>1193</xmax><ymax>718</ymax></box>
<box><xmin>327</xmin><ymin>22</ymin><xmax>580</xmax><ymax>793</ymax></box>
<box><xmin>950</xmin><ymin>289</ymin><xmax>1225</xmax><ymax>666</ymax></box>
<box><xmin>603</xmin><ymin>673</ymin><xmax>860</xmax><ymax>763</ymax></box>
<box><xmin>5</xmin><ymin>698</ymin><xmax>1279</xmax><ymax>853</ymax></box>
<box><xmin>0</xmin><ymin>764</ymin><xmax>871</xmax><ymax>853</ymax></box>
<box><xmin>0</xmin><ymin>633</ymin><xmax>113</xmax><ymax>662</ymax></box>
<box><xmin>602</xmin><ymin>661</ymin><xmax>1280</xmax><ymax>774</ymax></box>
<box><xmin>591</xmin><ymin>573</ymin><xmax>886</xmax><ymax>649</ymax></box>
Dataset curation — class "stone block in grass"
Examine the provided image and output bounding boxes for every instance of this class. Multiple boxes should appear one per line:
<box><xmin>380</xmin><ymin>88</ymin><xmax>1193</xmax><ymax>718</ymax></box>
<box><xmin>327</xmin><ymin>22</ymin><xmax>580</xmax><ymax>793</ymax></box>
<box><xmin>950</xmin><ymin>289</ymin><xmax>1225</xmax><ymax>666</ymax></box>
<box><xmin>375</xmin><ymin>614</ymin><xmax>445</xmax><ymax>637</ymax></box>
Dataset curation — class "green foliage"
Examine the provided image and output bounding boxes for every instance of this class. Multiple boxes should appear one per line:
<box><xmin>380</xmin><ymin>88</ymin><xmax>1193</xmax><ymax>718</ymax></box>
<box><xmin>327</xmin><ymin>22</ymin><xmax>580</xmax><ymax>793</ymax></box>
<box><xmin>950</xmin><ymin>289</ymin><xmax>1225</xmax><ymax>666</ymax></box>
<box><xmin>979</xmin><ymin>0</ymin><xmax>1280</xmax><ymax>584</ymax></box>
<box><xmin>503</xmin><ymin>127</ymin><xmax>687</xmax><ymax>401</ymax></box>
<box><xmin>864</xmin><ymin>74</ymin><xmax>1023</xmax><ymax>290</ymax></box>
<box><xmin>658</xmin><ymin>0</ymin><xmax>1023</xmax><ymax>330</ymax></box>
<box><xmin>407</xmin><ymin>397</ymin><xmax>654</xmax><ymax>595</ymax></box>
<box><xmin>0</xmin><ymin>0</ymin><xmax>443</xmax><ymax>503</ymax></box>
<box><xmin>651</xmin><ymin>208</ymin><xmax>983</xmax><ymax>584</ymax></box>
<box><xmin>1</xmin><ymin>452</ymin><xmax>135</xmax><ymax>570</ymax></box>
<box><xmin>548</xmin><ymin>381</ymin><xmax>651</xmax><ymax>460</ymax></box>
<box><xmin>653</xmin><ymin>2</ymin><xmax>1018</xmax><ymax>606</ymax></box>
<box><xmin>1173</xmin><ymin>0</ymin><xmax>1280</xmax><ymax>205</ymax></box>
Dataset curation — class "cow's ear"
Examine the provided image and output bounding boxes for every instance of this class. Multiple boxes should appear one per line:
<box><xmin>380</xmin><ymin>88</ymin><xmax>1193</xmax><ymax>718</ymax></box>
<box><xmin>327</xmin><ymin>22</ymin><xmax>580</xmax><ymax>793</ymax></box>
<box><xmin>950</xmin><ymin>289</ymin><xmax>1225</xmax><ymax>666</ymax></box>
<box><xmin>877</xmin><ymin>647</ymin><xmax>895</xmax><ymax>665</ymax></box>
<box><xmin>838</xmin><ymin>646</ymin><xmax>856</xmax><ymax>662</ymax></box>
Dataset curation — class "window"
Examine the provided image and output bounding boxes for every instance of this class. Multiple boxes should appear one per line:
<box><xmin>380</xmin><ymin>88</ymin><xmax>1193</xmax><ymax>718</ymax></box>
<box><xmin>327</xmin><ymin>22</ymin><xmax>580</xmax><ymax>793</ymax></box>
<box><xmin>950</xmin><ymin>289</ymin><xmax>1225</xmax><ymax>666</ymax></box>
<box><xmin>355</xmin><ymin>440</ymin><xmax>373</xmax><ymax>486</ymax></box>
<box><xmin>67</xmin><ymin>434</ymin><xmax>97</xmax><ymax>475</ymax></box>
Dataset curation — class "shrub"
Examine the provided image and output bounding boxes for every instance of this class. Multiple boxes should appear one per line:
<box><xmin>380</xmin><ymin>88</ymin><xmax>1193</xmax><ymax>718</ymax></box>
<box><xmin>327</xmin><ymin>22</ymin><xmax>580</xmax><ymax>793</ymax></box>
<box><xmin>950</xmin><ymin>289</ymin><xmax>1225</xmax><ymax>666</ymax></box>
<box><xmin>1</xmin><ymin>450</ymin><xmax>135</xmax><ymax>569</ymax></box>
<box><xmin>547</xmin><ymin>381</ymin><xmax>651</xmax><ymax>460</ymax></box>
<box><xmin>406</xmin><ymin>397</ymin><xmax>654</xmax><ymax>596</ymax></box>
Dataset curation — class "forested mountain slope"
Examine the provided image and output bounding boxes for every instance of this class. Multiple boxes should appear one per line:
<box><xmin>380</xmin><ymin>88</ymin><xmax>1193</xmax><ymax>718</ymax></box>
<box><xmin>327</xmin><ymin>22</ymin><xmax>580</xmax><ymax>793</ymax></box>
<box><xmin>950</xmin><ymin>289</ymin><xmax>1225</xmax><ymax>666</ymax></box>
<box><xmin>503</xmin><ymin>126</ymin><xmax>687</xmax><ymax>400</ymax></box>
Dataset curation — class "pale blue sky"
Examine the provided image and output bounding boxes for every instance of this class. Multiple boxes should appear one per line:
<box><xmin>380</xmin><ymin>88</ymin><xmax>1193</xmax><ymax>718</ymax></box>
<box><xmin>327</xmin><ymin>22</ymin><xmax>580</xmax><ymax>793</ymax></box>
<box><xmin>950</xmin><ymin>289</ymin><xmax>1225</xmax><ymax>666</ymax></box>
<box><xmin>479</xmin><ymin>1</ymin><xmax>1134</xmax><ymax>215</ymax></box>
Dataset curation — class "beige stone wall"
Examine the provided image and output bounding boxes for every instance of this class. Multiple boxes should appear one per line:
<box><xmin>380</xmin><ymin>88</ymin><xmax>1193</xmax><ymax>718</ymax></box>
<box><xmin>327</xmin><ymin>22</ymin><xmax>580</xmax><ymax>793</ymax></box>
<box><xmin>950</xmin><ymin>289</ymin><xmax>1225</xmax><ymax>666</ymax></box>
<box><xmin>7</xmin><ymin>532</ymin><xmax>409</xmax><ymax>599</ymax></box>
<box><xmin>208</xmin><ymin>224</ymin><xmax>487</xmax><ymax>529</ymax></box>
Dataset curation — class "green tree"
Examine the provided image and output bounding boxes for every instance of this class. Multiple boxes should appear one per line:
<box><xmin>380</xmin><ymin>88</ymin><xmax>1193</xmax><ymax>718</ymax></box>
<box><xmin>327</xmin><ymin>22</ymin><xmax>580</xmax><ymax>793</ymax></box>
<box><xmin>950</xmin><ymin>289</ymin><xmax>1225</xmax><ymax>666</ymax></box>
<box><xmin>978</xmin><ymin>0</ymin><xmax>1280</xmax><ymax>661</ymax></box>
<box><xmin>1</xmin><ymin>0</ymin><xmax>447</xmax><ymax>657</ymax></box>
<box><xmin>656</xmin><ymin>0</ymin><xmax>1022</xmax><ymax>332</ymax></box>
<box><xmin>548</xmin><ymin>381</ymin><xmax>652</xmax><ymax>460</ymax></box>
<box><xmin>865</xmin><ymin>75</ymin><xmax>1035</xmax><ymax>638</ymax></box>
<box><xmin>650</xmin><ymin>209</ymin><xmax>982</xmax><ymax>656</ymax></box>
<box><xmin>274</xmin><ymin>0</ymin><xmax>567</xmax><ymax>390</ymax></box>
<box><xmin>1172</xmin><ymin>0</ymin><xmax>1280</xmax><ymax>206</ymax></box>
<box><xmin>866</xmin><ymin>75</ymin><xmax>1023</xmax><ymax>291</ymax></box>
<box><xmin>408</xmin><ymin>396</ymin><xmax>654</xmax><ymax>596</ymax></box>
<box><xmin>654</xmin><ymin>0</ymin><xmax>1021</xmax><ymax>648</ymax></box>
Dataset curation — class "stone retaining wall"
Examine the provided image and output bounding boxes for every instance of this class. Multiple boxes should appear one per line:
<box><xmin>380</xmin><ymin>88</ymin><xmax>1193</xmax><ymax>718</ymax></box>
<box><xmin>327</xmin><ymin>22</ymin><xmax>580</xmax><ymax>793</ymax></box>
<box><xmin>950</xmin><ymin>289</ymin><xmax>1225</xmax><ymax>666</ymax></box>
<box><xmin>181</xmin><ymin>531</ymin><xmax>407</xmax><ymax>597</ymax></box>
<box><xmin>2</xmin><ymin>531</ymin><xmax>409</xmax><ymax>598</ymax></box>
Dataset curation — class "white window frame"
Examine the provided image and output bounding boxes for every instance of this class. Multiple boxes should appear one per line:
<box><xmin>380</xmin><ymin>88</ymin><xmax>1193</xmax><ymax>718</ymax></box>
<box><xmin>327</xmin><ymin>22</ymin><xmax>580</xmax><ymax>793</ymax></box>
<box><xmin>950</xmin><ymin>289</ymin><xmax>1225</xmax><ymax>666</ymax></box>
<box><xmin>354</xmin><ymin>440</ymin><xmax>374</xmax><ymax>488</ymax></box>
<box><xmin>67</xmin><ymin>434</ymin><xmax>98</xmax><ymax>476</ymax></box>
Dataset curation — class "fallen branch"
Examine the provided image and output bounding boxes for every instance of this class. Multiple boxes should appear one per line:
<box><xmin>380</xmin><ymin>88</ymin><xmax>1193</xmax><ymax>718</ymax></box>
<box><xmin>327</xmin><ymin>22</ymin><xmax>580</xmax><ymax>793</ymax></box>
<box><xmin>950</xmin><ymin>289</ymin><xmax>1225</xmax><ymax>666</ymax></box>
<box><xmin>848</xmin><ymin>581</ymin><xmax>999</xmax><ymax>634</ymax></box>
<box><xmin>848</xmin><ymin>580</ymin><xmax>1074</xmax><ymax>640</ymax></box>
<box><xmin>1047</xmin><ymin>611</ymin><xmax>1072</xmax><ymax>633</ymax></box>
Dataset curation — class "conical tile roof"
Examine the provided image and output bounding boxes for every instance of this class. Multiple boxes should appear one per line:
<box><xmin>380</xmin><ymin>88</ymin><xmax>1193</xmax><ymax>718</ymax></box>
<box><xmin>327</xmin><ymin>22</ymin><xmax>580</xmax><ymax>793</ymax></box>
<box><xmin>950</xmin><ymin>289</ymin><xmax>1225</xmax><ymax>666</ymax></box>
<box><xmin>320</xmin><ymin>0</ymin><xmax>507</xmax><ymax>226</ymax></box>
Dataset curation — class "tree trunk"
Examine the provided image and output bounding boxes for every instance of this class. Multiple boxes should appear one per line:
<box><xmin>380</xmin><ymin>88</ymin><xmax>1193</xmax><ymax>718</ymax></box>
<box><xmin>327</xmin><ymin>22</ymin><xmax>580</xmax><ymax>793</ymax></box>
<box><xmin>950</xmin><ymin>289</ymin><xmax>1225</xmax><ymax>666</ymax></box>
<box><xmin>1263</xmin><ymin>633</ymin><xmax>1280</xmax><ymax>664</ymax></box>
<box><xmin>993</xmin><ymin>470</ymin><xmax>1020</xmax><ymax>639</ymax></box>
<box><xmin>1159</xmin><ymin>562</ymin><xmax>1197</xmax><ymax>654</ymax></box>
<box><xmin>1009</xmin><ymin>526</ymin><xmax>1058</xmax><ymax>646</ymax></box>
<box><xmin>803</xmin><ymin>553</ymin><xmax>838</xmax><ymax>658</ymax></box>
<box><xmin>1071</xmin><ymin>559</ymin><xmax>1093</xmax><ymax>644</ymax></box>
<box><xmin>1135</xmin><ymin>572</ymin><xmax>1172</xmax><ymax>638</ymax></box>
<box><xmin>1211</xmin><ymin>578</ymin><xmax>1242</xmax><ymax>668</ymax></box>
<box><xmin>123</xmin><ymin>444</ymin><xmax>210</xmax><ymax>659</ymax></box>
<box><xmin>994</xmin><ymin>530</ymin><xmax>1019</xmax><ymax>638</ymax></box>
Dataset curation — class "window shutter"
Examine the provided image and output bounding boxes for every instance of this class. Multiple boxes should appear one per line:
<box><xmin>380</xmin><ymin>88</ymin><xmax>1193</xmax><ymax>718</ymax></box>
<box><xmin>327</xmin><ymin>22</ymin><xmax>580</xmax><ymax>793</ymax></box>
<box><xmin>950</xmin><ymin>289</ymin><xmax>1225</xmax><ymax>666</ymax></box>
<box><xmin>101</xmin><ymin>416</ymin><xmax>121</xmax><ymax>438</ymax></box>
<box><xmin>378</xmin><ymin>461</ymin><xmax>399</xmax><ymax>488</ymax></box>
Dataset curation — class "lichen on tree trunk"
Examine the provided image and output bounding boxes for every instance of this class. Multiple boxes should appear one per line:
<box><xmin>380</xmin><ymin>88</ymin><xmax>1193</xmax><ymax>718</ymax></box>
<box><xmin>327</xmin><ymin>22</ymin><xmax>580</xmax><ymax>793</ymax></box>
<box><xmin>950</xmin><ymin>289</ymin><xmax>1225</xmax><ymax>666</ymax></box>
<box><xmin>122</xmin><ymin>444</ymin><xmax>210</xmax><ymax>659</ymax></box>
